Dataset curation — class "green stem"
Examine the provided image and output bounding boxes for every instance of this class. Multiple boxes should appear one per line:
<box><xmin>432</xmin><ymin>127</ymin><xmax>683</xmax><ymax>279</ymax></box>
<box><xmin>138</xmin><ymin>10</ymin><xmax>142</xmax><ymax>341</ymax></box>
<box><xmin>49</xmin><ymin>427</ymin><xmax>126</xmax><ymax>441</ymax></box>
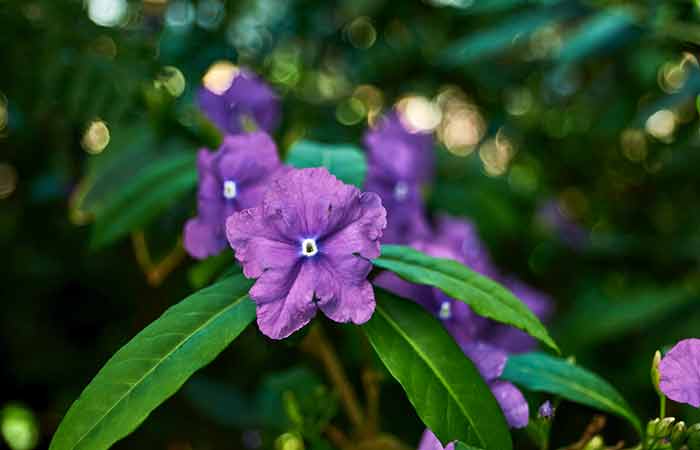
<box><xmin>659</xmin><ymin>394</ymin><xmax>666</xmax><ymax>419</ymax></box>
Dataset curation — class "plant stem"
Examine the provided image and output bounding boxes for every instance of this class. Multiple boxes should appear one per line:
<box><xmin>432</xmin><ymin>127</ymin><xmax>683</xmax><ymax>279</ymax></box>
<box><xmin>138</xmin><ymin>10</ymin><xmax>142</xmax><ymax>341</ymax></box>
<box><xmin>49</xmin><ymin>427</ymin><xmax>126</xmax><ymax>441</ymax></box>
<box><xmin>659</xmin><ymin>394</ymin><xmax>666</xmax><ymax>419</ymax></box>
<box><xmin>301</xmin><ymin>324</ymin><xmax>365</xmax><ymax>430</ymax></box>
<box><xmin>131</xmin><ymin>231</ymin><xmax>186</xmax><ymax>286</ymax></box>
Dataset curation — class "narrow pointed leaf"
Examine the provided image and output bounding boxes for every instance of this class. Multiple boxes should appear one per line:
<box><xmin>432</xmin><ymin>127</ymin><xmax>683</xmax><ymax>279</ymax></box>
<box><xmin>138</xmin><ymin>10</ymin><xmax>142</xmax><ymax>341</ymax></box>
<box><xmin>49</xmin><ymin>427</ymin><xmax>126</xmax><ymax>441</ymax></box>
<box><xmin>502</xmin><ymin>352</ymin><xmax>642</xmax><ymax>434</ymax></box>
<box><xmin>90</xmin><ymin>150</ymin><xmax>197</xmax><ymax>249</ymax></box>
<box><xmin>286</xmin><ymin>140</ymin><xmax>367</xmax><ymax>187</ymax></box>
<box><xmin>374</xmin><ymin>245</ymin><xmax>558</xmax><ymax>353</ymax></box>
<box><xmin>363</xmin><ymin>289</ymin><xmax>512</xmax><ymax>450</ymax></box>
<box><xmin>49</xmin><ymin>273</ymin><xmax>256</xmax><ymax>450</ymax></box>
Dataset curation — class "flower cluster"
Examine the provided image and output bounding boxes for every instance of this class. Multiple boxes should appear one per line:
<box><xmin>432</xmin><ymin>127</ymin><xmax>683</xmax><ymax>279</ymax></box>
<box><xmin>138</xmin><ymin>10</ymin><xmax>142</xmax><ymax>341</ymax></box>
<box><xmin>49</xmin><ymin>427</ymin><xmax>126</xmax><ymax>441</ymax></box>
<box><xmin>185</xmin><ymin>67</ymin><xmax>387</xmax><ymax>339</ymax></box>
<box><xmin>365</xmin><ymin>109</ymin><xmax>553</xmax><ymax>429</ymax></box>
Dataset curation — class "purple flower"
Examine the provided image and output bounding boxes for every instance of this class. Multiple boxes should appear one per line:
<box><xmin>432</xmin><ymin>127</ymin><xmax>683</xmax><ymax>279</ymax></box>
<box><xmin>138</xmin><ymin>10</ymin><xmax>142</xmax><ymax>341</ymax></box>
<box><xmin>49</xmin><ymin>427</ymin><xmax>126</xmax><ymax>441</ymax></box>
<box><xmin>482</xmin><ymin>277</ymin><xmax>554</xmax><ymax>354</ymax></box>
<box><xmin>226</xmin><ymin>167</ymin><xmax>387</xmax><ymax>339</ymax></box>
<box><xmin>538</xmin><ymin>400</ymin><xmax>555</xmax><ymax>419</ymax></box>
<box><xmin>198</xmin><ymin>68</ymin><xmax>280</xmax><ymax>135</ymax></box>
<box><xmin>375</xmin><ymin>243</ymin><xmax>530</xmax><ymax>427</ymax></box>
<box><xmin>417</xmin><ymin>429</ymin><xmax>454</xmax><ymax>450</ymax></box>
<box><xmin>433</xmin><ymin>215</ymin><xmax>499</xmax><ymax>279</ymax></box>
<box><xmin>659</xmin><ymin>338</ymin><xmax>700</xmax><ymax>408</ymax></box>
<box><xmin>363</xmin><ymin>110</ymin><xmax>433</xmax><ymax>244</ymax></box>
<box><xmin>183</xmin><ymin>132</ymin><xmax>283</xmax><ymax>259</ymax></box>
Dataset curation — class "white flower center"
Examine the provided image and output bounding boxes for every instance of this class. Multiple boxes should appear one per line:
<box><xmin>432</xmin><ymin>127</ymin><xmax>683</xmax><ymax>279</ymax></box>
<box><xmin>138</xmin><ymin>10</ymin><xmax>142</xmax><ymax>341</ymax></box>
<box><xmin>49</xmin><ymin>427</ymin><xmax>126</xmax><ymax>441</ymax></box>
<box><xmin>301</xmin><ymin>238</ymin><xmax>318</xmax><ymax>257</ymax></box>
<box><xmin>393</xmin><ymin>181</ymin><xmax>409</xmax><ymax>201</ymax></box>
<box><xmin>223</xmin><ymin>180</ymin><xmax>237</xmax><ymax>199</ymax></box>
<box><xmin>438</xmin><ymin>301</ymin><xmax>452</xmax><ymax>320</ymax></box>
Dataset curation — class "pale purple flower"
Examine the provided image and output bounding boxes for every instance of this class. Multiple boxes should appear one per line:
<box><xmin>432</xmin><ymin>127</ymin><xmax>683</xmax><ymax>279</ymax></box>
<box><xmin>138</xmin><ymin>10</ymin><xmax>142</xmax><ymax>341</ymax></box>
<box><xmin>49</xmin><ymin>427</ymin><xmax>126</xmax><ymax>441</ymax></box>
<box><xmin>417</xmin><ymin>429</ymin><xmax>454</xmax><ymax>450</ymax></box>
<box><xmin>363</xmin><ymin>110</ymin><xmax>433</xmax><ymax>244</ymax></box>
<box><xmin>183</xmin><ymin>132</ymin><xmax>283</xmax><ymax>259</ymax></box>
<box><xmin>538</xmin><ymin>400</ymin><xmax>555</xmax><ymax>419</ymax></box>
<box><xmin>226</xmin><ymin>167</ymin><xmax>387</xmax><ymax>339</ymax></box>
<box><xmin>659</xmin><ymin>338</ymin><xmax>700</xmax><ymax>408</ymax></box>
<box><xmin>198</xmin><ymin>68</ymin><xmax>280</xmax><ymax>135</ymax></box>
<box><xmin>433</xmin><ymin>215</ymin><xmax>499</xmax><ymax>279</ymax></box>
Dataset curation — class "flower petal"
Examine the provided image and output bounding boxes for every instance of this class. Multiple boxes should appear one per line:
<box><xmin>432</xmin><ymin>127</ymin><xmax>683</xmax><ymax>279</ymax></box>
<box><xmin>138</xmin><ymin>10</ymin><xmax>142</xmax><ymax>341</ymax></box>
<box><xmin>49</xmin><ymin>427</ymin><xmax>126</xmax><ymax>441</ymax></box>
<box><xmin>659</xmin><ymin>338</ymin><xmax>700</xmax><ymax>408</ymax></box>
<box><xmin>226</xmin><ymin>208</ymin><xmax>297</xmax><ymax>278</ymax></box>
<box><xmin>254</xmin><ymin>261</ymin><xmax>318</xmax><ymax>339</ymax></box>
<box><xmin>217</xmin><ymin>132</ymin><xmax>281</xmax><ymax>186</ymax></box>
<box><xmin>314</xmin><ymin>254</ymin><xmax>375</xmax><ymax>324</ymax></box>
<box><xmin>321</xmin><ymin>191</ymin><xmax>386</xmax><ymax>259</ymax></box>
<box><xmin>460</xmin><ymin>341</ymin><xmax>507</xmax><ymax>382</ymax></box>
<box><xmin>183</xmin><ymin>218</ymin><xmax>226</xmax><ymax>260</ymax></box>
<box><xmin>490</xmin><ymin>380</ymin><xmax>529</xmax><ymax>429</ymax></box>
<box><xmin>417</xmin><ymin>429</ymin><xmax>454</xmax><ymax>450</ymax></box>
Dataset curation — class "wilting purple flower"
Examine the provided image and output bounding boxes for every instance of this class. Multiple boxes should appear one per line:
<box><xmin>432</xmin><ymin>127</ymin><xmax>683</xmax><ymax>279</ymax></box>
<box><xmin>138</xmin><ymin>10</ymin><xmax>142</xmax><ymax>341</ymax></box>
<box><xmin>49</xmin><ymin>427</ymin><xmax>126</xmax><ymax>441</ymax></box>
<box><xmin>538</xmin><ymin>400</ymin><xmax>555</xmax><ymax>419</ymax></box>
<box><xmin>659</xmin><ymin>338</ymin><xmax>700</xmax><ymax>408</ymax></box>
<box><xmin>363</xmin><ymin>110</ymin><xmax>433</xmax><ymax>244</ymax></box>
<box><xmin>226</xmin><ymin>167</ymin><xmax>387</xmax><ymax>339</ymax></box>
<box><xmin>183</xmin><ymin>132</ymin><xmax>283</xmax><ymax>259</ymax></box>
<box><xmin>417</xmin><ymin>429</ymin><xmax>454</xmax><ymax>450</ymax></box>
<box><xmin>198</xmin><ymin>68</ymin><xmax>280</xmax><ymax>135</ymax></box>
<box><xmin>375</xmin><ymin>231</ymin><xmax>530</xmax><ymax>427</ymax></box>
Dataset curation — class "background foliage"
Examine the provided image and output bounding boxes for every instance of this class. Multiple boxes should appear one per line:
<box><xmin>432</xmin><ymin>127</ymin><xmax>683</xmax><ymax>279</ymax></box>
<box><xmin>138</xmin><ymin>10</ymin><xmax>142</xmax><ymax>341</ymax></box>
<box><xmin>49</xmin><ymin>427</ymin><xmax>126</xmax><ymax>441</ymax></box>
<box><xmin>2</xmin><ymin>0</ymin><xmax>700</xmax><ymax>449</ymax></box>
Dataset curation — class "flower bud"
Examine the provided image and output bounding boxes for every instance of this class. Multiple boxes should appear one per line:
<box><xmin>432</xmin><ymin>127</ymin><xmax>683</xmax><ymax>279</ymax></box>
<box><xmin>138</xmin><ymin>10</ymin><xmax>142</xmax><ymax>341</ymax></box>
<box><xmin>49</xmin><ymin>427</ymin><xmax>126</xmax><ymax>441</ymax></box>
<box><xmin>657</xmin><ymin>417</ymin><xmax>677</xmax><ymax>438</ymax></box>
<box><xmin>648</xmin><ymin>418</ymin><xmax>661</xmax><ymax>438</ymax></box>
<box><xmin>687</xmin><ymin>423</ymin><xmax>700</xmax><ymax>450</ymax></box>
<box><xmin>582</xmin><ymin>435</ymin><xmax>605</xmax><ymax>450</ymax></box>
<box><xmin>671</xmin><ymin>420</ymin><xmax>687</xmax><ymax>448</ymax></box>
<box><xmin>652</xmin><ymin>350</ymin><xmax>662</xmax><ymax>396</ymax></box>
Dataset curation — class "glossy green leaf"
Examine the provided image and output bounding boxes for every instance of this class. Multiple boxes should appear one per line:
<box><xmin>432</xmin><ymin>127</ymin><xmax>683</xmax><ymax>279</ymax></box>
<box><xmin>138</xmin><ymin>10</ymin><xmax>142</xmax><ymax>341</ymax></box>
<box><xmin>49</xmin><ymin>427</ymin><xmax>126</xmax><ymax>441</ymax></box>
<box><xmin>502</xmin><ymin>352</ymin><xmax>642</xmax><ymax>434</ymax></box>
<box><xmin>286</xmin><ymin>140</ymin><xmax>367</xmax><ymax>187</ymax></box>
<box><xmin>363</xmin><ymin>289</ymin><xmax>512</xmax><ymax>450</ymax></box>
<box><xmin>374</xmin><ymin>245</ymin><xmax>558</xmax><ymax>352</ymax></box>
<box><xmin>90</xmin><ymin>151</ymin><xmax>197</xmax><ymax>249</ymax></box>
<box><xmin>49</xmin><ymin>273</ymin><xmax>256</xmax><ymax>450</ymax></box>
<box><xmin>454</xmin><ymin>443</ymin><xmax>485</xmax><ymax>450</ymax></box>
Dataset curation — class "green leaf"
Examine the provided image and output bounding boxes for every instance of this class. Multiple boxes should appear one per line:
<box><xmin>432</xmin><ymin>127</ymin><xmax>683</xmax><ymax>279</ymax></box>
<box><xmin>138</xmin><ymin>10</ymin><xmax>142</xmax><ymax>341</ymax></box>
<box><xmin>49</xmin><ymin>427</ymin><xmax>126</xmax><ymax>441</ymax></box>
<box><xmin>502</xmin><ymin>352</ymin><xmax>642</xmax><ymax>434</ymax></box>
<box><xmin>553</xmin><ymin>284</ymin><xmax>697</xmax><ymax>352</ymax></box>
<box><xmin>90</xmin><ymin>150</ymin><xmax>197</xmax><ymax>249</ymax></box>
<box><xmin>454</xmin><ymin>443</ymin><xmax>485</xmax><ymax>450</ymax></box>
<box><xmin>374</xmin><ymin>245</ymin><xmax>558</xmax><ymax>353</ymax></box>
<box><xmin>49</xmin><ymin>273</ymin><xmax>256</xmax><ymax>450</ymax></box>
<box><xmin>286</xmin><ymin>140</ymin><xmax>367</xmax><ymax>187</ymax></box>
<box><xmin>557</xmin><ymin>7</ymin><xmax>638</xmax><ymax>65</ymax></box>
<box><xmin>363</xmin><ymin>289</ymin><xmax>512</xmax><ymax>450</ymax></box>
<box><xmin>440</xmin><ymin>7</ymin><xmax>575</xmax><ymax>67</ymax></box>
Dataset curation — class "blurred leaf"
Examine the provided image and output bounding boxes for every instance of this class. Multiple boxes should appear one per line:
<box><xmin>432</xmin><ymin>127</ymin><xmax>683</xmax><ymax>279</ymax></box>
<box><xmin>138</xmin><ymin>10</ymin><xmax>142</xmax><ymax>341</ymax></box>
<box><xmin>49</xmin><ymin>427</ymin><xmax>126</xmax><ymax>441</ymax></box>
<box><xmin>49</xmin><ymin>273</ymin><xmax>256</xmax><ymax>450</ymax></box>
<box><xmin>440</xmin><ymin>6</ymin><xmax>575</xmax><ymax>67</ymax></box>
<box><xmin>286</xmin><ymin>140</ymin><xmax>367</xmax><ymax>187</ymax></box>
<box><xmin>363</xmin><ymin>289</ymin><xmax>512</xmax><ymax>450</ymax></box>
<box><xmin>188</xmin><ymin>251</ymin><xmax>235</xmax><ymax>289</ymax></box>
<box><xmin>90</xmin><ymin>150</ymin><xmax>197</xmax><ymax>249</ymax></box>
<box><xmin>553</xmin><ymin>284</ymin><xmax>698</xmax><ymax>351</ymax></box>
<box><xmin>502</xmin><ymin>352</ymin><xmax>642</xmax><ymax>434</ymax></box>
<box><xmin>374</xmin><ymin>245</ymin><xmax>558</xmax><ymax>352</ymax></box>
<box><xmin>557</xmin><ymin>7</ymin><xmax>639</xmax><ymax>65</ymax></box>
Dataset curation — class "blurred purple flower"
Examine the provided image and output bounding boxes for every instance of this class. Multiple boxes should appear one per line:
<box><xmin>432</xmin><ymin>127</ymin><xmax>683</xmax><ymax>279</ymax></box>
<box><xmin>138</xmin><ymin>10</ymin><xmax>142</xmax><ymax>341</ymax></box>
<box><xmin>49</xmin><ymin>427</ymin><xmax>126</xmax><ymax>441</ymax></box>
<box><xmin>363</xmin><ymin>110</ymin><xmax>433</xmax><ymax>244</ymax></box>
<box><xmin>538</xmin><ymin>400</ymin><xmax>555</xmax><ymax>419</ymax></box>
<box><xmin>659</xmin><ymin>338</ymin><xmax>700</xmax><ymax>408</ymax></box>
<box><xmin>482</xmin><ymin>277</ymin><xmax>554</xmax><ymax>354</ymax></box>
<box><xmin>375</xmin><ymin>218</ymin><xmax>533</xmax><ymax>428</ymax></box>
<box><xmin>226</xmin><ymin>167</ymin><xmax>387</xmax><ymax>339</ymax></box>
<box><xmin>184</xmin><ymin>132</ymin><xmax>283</xmax><ymax>259</ymax></box>
<box><xmin>433</xmin><ymin>215</ymin><xmax>499</xmax><ymax>279</ymax></box>
<box><xmin>537</xmin><ymin>200</ymin><xmax>588</xmax><ymax>249</ymax></box>
<box><xmin>198</xmin><ymin>68</ymin><xmax>280</xmax><ymax>135</ymax></box>
<box><xmin>417</xmin><ymin>429</ymin><xmax>454</xmax><ymax>450</ymax></box>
